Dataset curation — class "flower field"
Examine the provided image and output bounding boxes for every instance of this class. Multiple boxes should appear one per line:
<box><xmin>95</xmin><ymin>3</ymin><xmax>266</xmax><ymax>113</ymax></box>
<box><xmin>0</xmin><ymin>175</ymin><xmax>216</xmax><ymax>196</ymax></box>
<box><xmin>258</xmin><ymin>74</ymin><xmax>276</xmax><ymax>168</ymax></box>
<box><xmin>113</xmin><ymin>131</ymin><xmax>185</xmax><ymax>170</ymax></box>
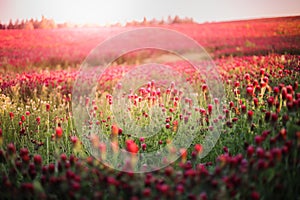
<box><xmin>0</xmin><ymin>16</ymin><xmax>300</xmax><ymax>199</ymax></box>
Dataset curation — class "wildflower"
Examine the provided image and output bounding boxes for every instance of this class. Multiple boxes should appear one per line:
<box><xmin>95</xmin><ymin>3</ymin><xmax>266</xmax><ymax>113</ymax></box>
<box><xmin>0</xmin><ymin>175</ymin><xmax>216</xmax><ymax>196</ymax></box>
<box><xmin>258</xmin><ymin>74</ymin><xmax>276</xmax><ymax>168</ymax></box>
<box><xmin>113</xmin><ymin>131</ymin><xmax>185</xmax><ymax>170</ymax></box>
<box><xmin>273</xmin><ymin>87</ymin><xmax>279</xmax><ymax>95</ymax></box>
<box><xmin>247</xmin><ymin>110</ymin><xmax>254</xmax><ymax>120</ymax></box>
<box><xmin>214</xmin><ymin>98</ymin><xmax>219</xmax><ymax>104</ymax></box>
<box><xmin>280</xmin><ymin>128</ymin><xmax>287</xmax><ymax>140</ymax></box>
<box><xmin>166</xmin><ymin>123</ymin><xmax>170</xmax><ymax>129</ymax></box>
<box><xmin>263</xmin><ymin>76</ymin><xmax>269</xmax><ymax>84</ymax></box>
<box><xmin>33</xmin><ymin>154</ymin><xmax>42</xmax><ymax>166</ymax></box>
<box><xmin>254</xmin><ymin>135</ymin><xmax>263</xmax><ymax>145</ymax></box>
<box><xmin>159</xmin><ymin>184</ymin><xmax>169</xmax><ymax>194</ymax></box>
<box><xmin>7</xmin><ymin>143</ymin><xmax>16</xmax><ymax>155</ymax></box>
<box><xmin>176</xmin><ymin>184</ymin><xmax>184</xmax><ymax>193</ymax></box>
<box><xmin>246</xmin><ymin>86</ymin><xmax>253</xmax><ymax>96</ymax></box>
<box><xmin>281</xmin><ymin>87</ymin><xmax>287</xmax><ymax>99</ymax></box>
<box><xmin>194</xmin><ymin>144</ymin><xmax>203</xmax><ymax>154</ymax></box>
<box><xmin>234</xmin><ymin>81</ymin><xmax>240</xmax><ymax>88</ymax></box>
<box><xmin>256</xmin><ymin>147</ymin><xmax>264</xmax><ymax>158</ymax></box>
<box><xmin>244</xmin><ymin>73</ymin><xmax>250</xmax><ymax>81</ymax></box>
<box><xmin>202</xmin><ymin>84</ymin><xmax>207</xmax><ymax>92</ymax></box>
<box><xmin>294</xmin><ymin>81</ymin><xmax>298</xmax><ymax>90</ymax></box>
<box><xmin>118</xmin><ymin>128</ymin><xmax>123</xmax><ymax>135</ymax></box>
<box><xmin>21</xmin><ymin>183</ymin><xmax>34</xmax><ymax>194</ymax></box>
<box><xmin>46</xmin><ymin>103</ymin><xmax>50</xmax><ymax>111</ymax></box>
<box><xmin>267</xmin><ymin>96</ymin><xmax>274</xmax><ymax>106</ymax></box>
<box><xmin>265</xmin><ymin>111</ymin><xmax>271</xmax><ymax>122</ymax></box>
<box><xmin>36</xmin><ymin>117</ymin><xmax>41</xmax><ymax>125</ymax></box>
<box><xmin>229</xmin><ymin>101</ymin><xmax>234</xmax><ymax>109</ymax></box>
<box><xmin>241</xmin><ymin>105</ymin><xmax>246</xmax><ymax>113</ymax></box>
<box><xmin>20</xmin><ymin>148</ymin><xmax>30</xmax><ymax>163</ymax></box>
<box><xmin>173</xmin><ymin>120</ymin><xmax>178</xmax><ymax>132</ymax></box>
<box><xmin>208</xmin><ymin>104</ymin><xmax>213</xmax><ymax>114</ymax></box>
<box><xmin>60</xmin><ymin>153</ymin><xmax>67</xmax><ymax>162</ymax></box>
<box><xmin>200</xmin><ymin>192</ymin><xmax>208</xmax><ymax>200</ymax></box>
<box><xmin>55</xmin><ymin>124</ymin><xmax>63</xmax><ymax>138</ymax></box>
<box><xmin>111</xmin><ymin>124</ymin><xmax>119</xmax><ymax>137</ymax></box>
<box><xmin>247</xmin><ymin>145</ymin><xmax>255</xmax><ymax>157</ymax></box>
<box><xmin>70</xmin><ymin>135</ymin><xmax>78</xmax><ymax>144</ymax></box>
<box><xmin>251</xmin><ymin>191</ymin><xmax>260</xmax><ymax>200</ymax></box>
<box><xmin>271</xmin><ymin>113</ymin><xmax>278</xmax><ymax>123</ymax></box>
<box><xmin>253</xmin><ymin>98</ymin><xmax>259</xmax><ymax>107</ymax></box>
<box><xmin>126</xmin><ymin>140</ymin><xmax>139</xmax><ymax>154</ymax></box>
<box><xmin>232</xmin><ymin>117</ymin><xmax>238</xmax><ymax>122</ymax></box>
<box><xmin>143</xmin><ymin>188</ymin><xmax>151</xmax><ymax>197</ymax></box>
<box><xmin>180</xmin><ymin>148</ymin><xmax>187</xmax><ymax>163</ymax></box>
<box><xmin>9</xmin><ymin>112</ymin><xmax>14</xmax><ymax>120</ymax></box>
<box><xmin>141</xmin><ymin>143</ymin><xmax>147</xmax><ymax>151</ymax></box>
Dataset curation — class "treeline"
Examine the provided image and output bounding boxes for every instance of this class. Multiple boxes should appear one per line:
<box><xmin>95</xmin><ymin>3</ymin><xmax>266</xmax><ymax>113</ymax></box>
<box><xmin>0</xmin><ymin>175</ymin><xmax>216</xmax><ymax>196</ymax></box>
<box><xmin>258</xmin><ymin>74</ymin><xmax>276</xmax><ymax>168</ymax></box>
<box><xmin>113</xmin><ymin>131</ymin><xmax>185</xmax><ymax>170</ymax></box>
<box><xmin>0</xmin><ymin>16</ymin><xmax>195</xmax><ymax>29</ymax></box>
<box><xmin>125</xmin><ymin>16</ymin><xmax>194</xmax><ymax>26</ymax></box>
<box><xmin>0</xmin><ymin>16</ymin><xmax>73</xmax><ymax>30</ymax></box>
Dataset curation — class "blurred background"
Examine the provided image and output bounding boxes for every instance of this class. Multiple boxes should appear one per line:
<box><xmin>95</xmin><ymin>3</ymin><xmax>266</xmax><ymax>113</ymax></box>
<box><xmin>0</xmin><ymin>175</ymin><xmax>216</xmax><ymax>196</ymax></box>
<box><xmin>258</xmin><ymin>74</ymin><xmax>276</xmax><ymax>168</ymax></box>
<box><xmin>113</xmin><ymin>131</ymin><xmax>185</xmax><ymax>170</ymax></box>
<box><xmin>1</xmin><ymin>0</ymin><xmax>300</xmax><ymax>26</ymax></box>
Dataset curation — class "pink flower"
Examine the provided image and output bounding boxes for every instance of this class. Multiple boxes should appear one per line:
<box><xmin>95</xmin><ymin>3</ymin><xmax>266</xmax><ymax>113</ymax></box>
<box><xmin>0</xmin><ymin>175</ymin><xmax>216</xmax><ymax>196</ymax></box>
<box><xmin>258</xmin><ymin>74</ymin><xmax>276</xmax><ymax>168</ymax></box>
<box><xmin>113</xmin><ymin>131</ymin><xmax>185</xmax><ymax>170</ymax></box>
<box><xmin>246</xmin><ymin>86</ymin><xmax>254</xmax><ymax>96</ymax></box>
<box><xmin>9</xmin><ymin>112</ymin><xmax>14</xmax><ymax>120</ymax></box>
<box><xmin>141</xmin><ymin>143</ymin><xmax>147</xmax><ymax>151</ymax></box>
<box><xmin>36</xmin><ymin>117</ymin><xmax>41</xmax><ymax>125</ymax></box>
<box><xmin>33</xmin><ymin>154</ymin><xmax>42</xmax><ymax>165</ymax></box>
<box><xmin>55</xmin><ymin>126</ymin><xmax>63</xmax><ymax>138</ymax></box>
<box><xmin>21</xmin><ymin>115</ymin><xmax>26</xmax><ymax>122</ymax></box>
<box><xmin>247</xmin><ymin>110</ymin><xmax>254</xmax><ymax>120</ymax></box>
<box><xmin>195</xmin><ymin>144</ymin><xmax>203</xmax><ymax>153</ymax></box>
<box><xmin>208</xmin><ymin>104</ymin><xmax>213</xmax><ymax>114</ymax></box>
<box><xmin>126</xmin><ymin>140</ymin><xmax>139</xmax><ymax>154</ymax></box>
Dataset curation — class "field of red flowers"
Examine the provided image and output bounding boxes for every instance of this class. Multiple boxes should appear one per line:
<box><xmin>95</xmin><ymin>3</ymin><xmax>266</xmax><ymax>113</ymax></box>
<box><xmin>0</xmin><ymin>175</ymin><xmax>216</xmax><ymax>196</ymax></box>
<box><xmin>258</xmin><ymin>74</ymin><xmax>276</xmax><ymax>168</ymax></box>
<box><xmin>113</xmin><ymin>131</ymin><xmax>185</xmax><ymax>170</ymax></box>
<box><xmin>0</xmin><ymin>16</ymin><xmax>300</xmax><ymax>199</ymax></box>
<box><xmin>1</xmin><ymin>16</ymin><xmax>300</xmax><ymax>70</ymax></box>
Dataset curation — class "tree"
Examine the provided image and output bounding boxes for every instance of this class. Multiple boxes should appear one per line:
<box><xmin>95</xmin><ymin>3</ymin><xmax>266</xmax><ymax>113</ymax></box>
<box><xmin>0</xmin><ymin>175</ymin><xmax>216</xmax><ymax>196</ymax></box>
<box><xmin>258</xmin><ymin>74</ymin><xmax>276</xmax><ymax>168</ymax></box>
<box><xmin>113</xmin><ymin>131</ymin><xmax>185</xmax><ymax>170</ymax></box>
<box><xmin>7</xmin><ymin>19</ymin><xmax>14</xmax><ymax>29</ymax></box>
<box><xmin>23</xmin><ymin>21</ymin><xmax>34</xmax><ymax>30</ymax></box>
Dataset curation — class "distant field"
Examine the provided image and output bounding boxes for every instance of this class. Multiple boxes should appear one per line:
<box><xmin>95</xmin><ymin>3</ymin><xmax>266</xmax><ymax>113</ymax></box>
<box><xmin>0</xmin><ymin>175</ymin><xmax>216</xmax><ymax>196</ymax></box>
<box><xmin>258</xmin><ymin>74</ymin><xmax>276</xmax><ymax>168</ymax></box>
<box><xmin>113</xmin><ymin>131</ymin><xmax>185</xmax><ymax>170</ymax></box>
<box><xmin>0</xmin><ymin>16</ymin><xmax>299</xmax><ymax>70</ymax></box>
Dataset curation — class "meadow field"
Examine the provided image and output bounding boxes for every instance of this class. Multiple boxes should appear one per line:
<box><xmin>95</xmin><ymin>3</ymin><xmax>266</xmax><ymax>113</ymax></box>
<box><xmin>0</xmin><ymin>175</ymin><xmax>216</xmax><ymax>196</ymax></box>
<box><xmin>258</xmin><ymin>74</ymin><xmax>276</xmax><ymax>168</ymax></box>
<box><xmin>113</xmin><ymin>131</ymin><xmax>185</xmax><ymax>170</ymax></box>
<box><xmin>0</xmin><ymin>16</ymin><xmax>299</xmax><ymax>199</ymax></box>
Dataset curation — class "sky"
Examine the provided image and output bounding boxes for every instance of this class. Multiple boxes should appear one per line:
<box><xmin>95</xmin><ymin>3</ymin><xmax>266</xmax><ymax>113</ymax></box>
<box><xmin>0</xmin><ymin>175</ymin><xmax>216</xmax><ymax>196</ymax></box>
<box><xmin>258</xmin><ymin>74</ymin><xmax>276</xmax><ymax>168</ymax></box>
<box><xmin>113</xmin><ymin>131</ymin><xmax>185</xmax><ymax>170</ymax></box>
<box><xmin>0</xmin><ymin>0</ymin><xmax>300</xmax><ymax>25</ymax></box>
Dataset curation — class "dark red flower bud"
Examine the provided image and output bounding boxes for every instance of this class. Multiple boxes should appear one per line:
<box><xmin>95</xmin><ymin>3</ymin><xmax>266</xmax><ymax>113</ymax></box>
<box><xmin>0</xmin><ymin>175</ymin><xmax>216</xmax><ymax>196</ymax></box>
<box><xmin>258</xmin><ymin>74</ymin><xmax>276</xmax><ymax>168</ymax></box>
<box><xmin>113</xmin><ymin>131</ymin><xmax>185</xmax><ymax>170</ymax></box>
<box><xmin>267</xmin><ymin>96</ymin><xmax>274</xmax><ymax>107</ymax></box>
<box><xmin>202</xmin><ymin>84</ymin><xmax>208</xmax><ymax>92</ymax></box>
<box><xmin>244</xmin><ymin>73</ymin><xmax>250</xmax><ymax>80</ymax></box>
<box><xmin>241</xmin><ymin>105</ymin><xmax>246</xmax><ymax>113</ymax></box>
<box><xmin>247</xmin><ymin>110</ymin><xmax>254</xmax><ymax>120</ymax></box>
<box><xmin>229</xmin><ymin>101</ymin><xmax>234</xmax><ymax>109</ymax></box>
<box><xmin>247</xmin><ymin>145</ymin><xmax>255</xmax><ymax>157</ymax></box>
<box><xmin>246</xmin><ymin>86</ymin><xmax>254</xmax><ymax>96</ymax></box>
<box><xmin>251</xmin><ymin>191</ymin><xmax>260</xmax><ymax>200</ymax></box>
<box><xmin>253</xmin><ymin>98</ymin><xmax>259</xmax><ymax>107</ymax></box>
<box><xmin>271</xmin><ymin>113</ymin><xmax>278</xmax><ymax>123</ymax></box>
<box><xmin>143</xmin><ymin>188</ymin><xmax>151</xmax><ymax>197</ymax></box>
<box><xmin>256</xmin><ymin>147</ymin><xmax>264</xmax><ymax>158</ymax></box>
<box><xmin>255</xmin><ymin>135</ymin><xmax>264</xmax><ymax>145</ymax></box>
<box><xmin>46</xmin><ymin>104</ymin><xmax>50</xmax><ymax>111</ymax></box>
<box><xmin>34</xmin><ymin>154</ymin><xmax>42</xmax><ymax>166</ymax></box>
<box><xmin>273</xmin><ymin>87</ymin><xmax>279</xmax><ymax>95</ymax></box>
<box><xmin>265</xmin><ymin>111</ymin><xmax>271</xmax><ymax>122</ymax></box>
